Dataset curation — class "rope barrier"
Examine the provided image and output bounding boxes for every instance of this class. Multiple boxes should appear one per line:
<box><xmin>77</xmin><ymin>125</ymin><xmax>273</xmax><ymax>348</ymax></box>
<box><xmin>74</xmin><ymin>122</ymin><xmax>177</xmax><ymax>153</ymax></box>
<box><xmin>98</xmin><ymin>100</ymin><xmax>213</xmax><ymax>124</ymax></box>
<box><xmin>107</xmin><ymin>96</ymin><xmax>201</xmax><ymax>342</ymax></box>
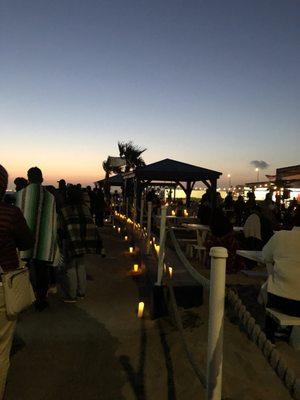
<box><xmin>169</xmin><ymin>228</ymin><xmax>210</xmax><ymax>290</ymax></box>
<box><xmin>226</xmin><ymin>288</ymin><xmax>300</xmax><ymax>399</ymax></box>
<box><xmin>165</xmin><ymin>280</ymin><xmax>207</xmax><ymax>389</ymax></box>
<box><xmin>169</xmin><ymin>226</ymin><xmax>300</xmax><ymax>399</ymax></box>
<box><xmin>115</xmin><ymin>215</ymin><xmax>300</xmax><ymax>399</ymax></box>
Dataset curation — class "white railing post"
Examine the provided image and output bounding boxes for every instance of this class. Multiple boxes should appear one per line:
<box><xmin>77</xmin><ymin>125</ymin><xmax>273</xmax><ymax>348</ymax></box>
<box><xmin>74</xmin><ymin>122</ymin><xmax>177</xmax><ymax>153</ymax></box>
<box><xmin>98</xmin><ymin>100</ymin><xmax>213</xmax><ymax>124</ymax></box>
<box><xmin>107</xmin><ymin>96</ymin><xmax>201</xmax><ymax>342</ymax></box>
<box><xmin>206</xmin><ymin>247</ymin><xmax>228</xmax><ymax>400</ymax></box>
<box><xmin>146</xmin><ymin>201</ymin><xmax>152</xmax><ymax>254</ymax></box>
<box><xmin>156</xmin><ymin>205</ymin><xmax>167</xmax><ymax>285</ymax></box>
<box><xmin>140</xmin><ymin>196</ymin><xmax>145</xmax><ymax>228</ymax></box>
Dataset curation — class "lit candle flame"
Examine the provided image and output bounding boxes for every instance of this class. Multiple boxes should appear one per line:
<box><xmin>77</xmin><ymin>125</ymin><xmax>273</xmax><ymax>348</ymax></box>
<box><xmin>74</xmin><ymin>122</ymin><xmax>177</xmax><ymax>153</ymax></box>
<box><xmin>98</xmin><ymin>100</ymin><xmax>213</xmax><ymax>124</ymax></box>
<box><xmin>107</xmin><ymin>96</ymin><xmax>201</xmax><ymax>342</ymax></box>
<box><xmin>137</xmin><ymin>301</ymin><xmax>144</xmax><ymax>318</ymax></box>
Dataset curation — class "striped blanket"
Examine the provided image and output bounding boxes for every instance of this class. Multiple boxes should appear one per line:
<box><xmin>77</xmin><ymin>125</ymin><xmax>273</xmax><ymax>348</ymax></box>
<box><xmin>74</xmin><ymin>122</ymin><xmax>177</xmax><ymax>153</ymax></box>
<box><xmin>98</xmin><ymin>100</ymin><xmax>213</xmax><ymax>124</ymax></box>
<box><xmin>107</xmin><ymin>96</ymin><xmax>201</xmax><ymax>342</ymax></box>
<box><xmin>58</xmin><ymin>204</ymin><xmax>102</xmax><ymax>261</ymax></box>
<box><xmin>16</xmin><ymin>184</ymin><xmax>57</xmax><ymax>262</ymax></box>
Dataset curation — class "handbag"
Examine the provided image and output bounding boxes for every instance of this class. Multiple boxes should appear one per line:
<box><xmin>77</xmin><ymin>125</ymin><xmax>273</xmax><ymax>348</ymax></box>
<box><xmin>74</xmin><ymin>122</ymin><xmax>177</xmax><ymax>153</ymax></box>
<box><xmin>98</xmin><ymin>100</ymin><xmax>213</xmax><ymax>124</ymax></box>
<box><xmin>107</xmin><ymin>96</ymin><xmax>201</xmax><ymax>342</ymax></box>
<box><xmin>1</xmin><ymin>267</ymin><xmax>36</xmax><ymax>318</ymax></box>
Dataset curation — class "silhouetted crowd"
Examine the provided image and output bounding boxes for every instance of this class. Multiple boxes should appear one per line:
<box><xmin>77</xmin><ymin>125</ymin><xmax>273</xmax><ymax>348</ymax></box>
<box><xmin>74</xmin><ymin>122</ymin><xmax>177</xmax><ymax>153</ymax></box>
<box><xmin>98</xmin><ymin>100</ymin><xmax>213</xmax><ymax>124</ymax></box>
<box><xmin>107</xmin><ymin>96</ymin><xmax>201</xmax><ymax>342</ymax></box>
<box><xmin>195</xmin><ymin>188</ymin><xmax>299</xmax><ymax>272</ymax></box>
<box><xmin>0</xmin><ymin>164</ymin><xmax>107</xmax><ymax>397</ymax></box>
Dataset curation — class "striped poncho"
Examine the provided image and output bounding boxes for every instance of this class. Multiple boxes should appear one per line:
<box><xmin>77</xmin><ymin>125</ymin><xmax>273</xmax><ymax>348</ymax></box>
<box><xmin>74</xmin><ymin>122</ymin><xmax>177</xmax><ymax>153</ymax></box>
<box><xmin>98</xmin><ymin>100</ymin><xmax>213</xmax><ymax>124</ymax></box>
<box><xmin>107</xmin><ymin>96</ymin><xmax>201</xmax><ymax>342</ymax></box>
<box><xmin>16</xmin><ymin>184</ymin><xmax>57</xmax><ymax>262</ymax></box>
<box><xmin>58</xmin><ymin>204</ymin><xmax>103</xmax><ymax>261</ymax></box>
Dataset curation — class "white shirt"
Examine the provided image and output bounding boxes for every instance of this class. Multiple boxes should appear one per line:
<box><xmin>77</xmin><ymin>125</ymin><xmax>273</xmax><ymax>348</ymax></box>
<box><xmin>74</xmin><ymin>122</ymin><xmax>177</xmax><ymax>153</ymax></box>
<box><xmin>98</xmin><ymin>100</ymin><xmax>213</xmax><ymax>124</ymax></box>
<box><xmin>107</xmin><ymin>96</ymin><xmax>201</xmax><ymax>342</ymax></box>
<box><xmin>262</xmin><ymin>227</ymin><xmax>300</xmax><ymax>300</ymax></box>
<box><xmin>243</xmin><ymin>213</ymin><xmax>261</xmax><ymax>240</ymax></box>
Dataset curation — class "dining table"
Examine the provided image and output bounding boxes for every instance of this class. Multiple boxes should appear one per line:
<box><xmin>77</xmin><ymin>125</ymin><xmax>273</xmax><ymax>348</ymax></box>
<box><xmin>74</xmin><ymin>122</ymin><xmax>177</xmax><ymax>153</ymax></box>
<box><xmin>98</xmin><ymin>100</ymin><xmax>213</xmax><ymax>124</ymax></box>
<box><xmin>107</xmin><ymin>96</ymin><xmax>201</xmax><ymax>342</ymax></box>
<box><xmin>182</xmin><ymin>223</ymin><xmax>244</xmax><ymax>233</ymax></box>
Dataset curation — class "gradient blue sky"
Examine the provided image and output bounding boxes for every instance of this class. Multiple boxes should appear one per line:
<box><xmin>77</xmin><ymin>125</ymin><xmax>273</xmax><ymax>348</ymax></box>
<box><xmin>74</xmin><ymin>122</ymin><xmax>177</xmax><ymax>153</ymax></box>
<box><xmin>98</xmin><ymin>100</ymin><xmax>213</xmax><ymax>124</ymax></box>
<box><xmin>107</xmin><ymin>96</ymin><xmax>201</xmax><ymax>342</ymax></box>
<box><xmin>1</xmin><ymin>0</ymin><xmax>300</xmax><ymax>187</ymax></box>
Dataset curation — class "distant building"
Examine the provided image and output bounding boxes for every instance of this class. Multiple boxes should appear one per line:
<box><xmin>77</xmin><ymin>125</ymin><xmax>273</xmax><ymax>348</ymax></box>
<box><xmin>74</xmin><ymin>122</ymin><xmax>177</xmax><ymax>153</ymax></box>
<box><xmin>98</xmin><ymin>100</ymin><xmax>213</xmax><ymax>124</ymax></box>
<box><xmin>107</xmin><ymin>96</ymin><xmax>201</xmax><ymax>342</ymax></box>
<box><xmin>243</xmin><ymin>164</ymin><xmax>300</xmax><ymax>202</ymax></box>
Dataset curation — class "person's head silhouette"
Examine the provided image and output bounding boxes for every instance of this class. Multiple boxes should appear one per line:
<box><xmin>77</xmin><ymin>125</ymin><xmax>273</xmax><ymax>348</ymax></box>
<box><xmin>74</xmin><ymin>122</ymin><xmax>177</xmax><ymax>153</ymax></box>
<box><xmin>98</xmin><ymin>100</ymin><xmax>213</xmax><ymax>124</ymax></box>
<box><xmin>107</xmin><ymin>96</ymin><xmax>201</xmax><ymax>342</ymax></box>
<box><xmin>14</xmin><ymin>177</ymin><xmax>28</xmax><ymax>191</ymax></box>
<box><xmin>27</xmin><ymin>167</ymin><xmax>43</xmax><ymax>184</ymax></box>
<box><xmin>0</xmin><ymin>164</ymin><xmax>8</xmax><ymax>200</ymax></box>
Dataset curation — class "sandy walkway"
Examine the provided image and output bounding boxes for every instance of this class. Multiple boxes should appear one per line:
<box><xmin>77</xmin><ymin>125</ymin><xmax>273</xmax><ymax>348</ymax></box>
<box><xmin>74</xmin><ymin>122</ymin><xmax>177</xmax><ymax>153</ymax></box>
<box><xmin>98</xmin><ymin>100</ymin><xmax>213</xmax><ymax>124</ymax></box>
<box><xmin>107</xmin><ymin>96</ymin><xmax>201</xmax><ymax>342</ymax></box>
<box><xmin>6</xmin><ymin>227</ymin><xmax>294</xmax><ymax>400</ymax></box>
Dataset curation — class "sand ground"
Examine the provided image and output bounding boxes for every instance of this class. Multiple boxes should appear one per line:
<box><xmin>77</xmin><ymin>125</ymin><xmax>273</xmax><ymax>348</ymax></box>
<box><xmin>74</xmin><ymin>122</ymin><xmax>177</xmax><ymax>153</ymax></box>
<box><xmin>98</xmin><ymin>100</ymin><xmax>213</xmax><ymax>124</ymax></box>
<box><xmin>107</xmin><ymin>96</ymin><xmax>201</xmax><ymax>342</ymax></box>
<box><xmin>6</xmin><ymin>227</ymin><xmax>297</xmax><ymax>400</ymax></box>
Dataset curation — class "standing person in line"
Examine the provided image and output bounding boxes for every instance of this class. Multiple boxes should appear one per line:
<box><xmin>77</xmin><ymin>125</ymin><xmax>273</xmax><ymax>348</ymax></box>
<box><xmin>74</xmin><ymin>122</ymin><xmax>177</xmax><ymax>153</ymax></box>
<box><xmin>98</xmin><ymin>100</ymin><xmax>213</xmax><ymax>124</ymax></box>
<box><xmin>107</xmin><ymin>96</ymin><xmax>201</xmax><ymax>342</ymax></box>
<box><xmin>86</xmin><ymin>185</ymin><xmax>96</xmax><ymax>217</ymax></box>
<box><xmin>56</xmin><ymin>179</ymin><xmax>67</xmax><ymax>209</ymax></box>
<box><xmin>58</xmin><ymin>187</ymin><xmax>103</xmax><ymax>302</ymax></box>
<box><xmin>16</xmin><ymin>167</ymin><xmax>57</xmax><ymax>311</ymax></box>
<box><xmin>94</xmin><ymin>188</ymin><xmax>106</xmax><ymax>227</ymax></box>
<box><xmin>0</xmin><ymin>165</ymin><xmax>34</xmax><ymax>399</ymax></box>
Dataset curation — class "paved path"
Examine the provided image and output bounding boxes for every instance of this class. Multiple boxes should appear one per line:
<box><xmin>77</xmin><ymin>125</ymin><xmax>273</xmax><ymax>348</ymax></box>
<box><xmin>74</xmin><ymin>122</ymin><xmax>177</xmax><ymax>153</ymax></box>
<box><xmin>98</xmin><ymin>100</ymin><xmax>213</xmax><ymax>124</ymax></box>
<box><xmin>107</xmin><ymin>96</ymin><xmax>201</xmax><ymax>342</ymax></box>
<box><xmin>6</xmin><ymin>227</ymin><xmax>204</xmax><ymax>400</ymax></box>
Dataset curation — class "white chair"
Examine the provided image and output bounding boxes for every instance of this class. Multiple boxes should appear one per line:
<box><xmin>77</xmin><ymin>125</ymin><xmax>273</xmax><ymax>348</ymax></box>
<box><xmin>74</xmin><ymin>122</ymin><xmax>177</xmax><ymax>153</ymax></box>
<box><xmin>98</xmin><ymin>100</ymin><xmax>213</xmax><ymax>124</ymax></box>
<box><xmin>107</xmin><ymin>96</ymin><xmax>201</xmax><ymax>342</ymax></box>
<box><xmin>191</xmin><ymin>229</ymin><xmax>207</xmax><ymax>264</ymax></box>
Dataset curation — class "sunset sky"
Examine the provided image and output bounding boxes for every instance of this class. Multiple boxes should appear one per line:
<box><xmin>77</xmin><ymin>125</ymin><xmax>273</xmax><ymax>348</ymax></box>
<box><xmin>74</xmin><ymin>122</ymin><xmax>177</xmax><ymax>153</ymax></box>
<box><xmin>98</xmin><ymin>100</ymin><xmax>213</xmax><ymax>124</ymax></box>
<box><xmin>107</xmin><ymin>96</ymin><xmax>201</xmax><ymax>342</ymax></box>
<box><xmin>1</xmin><ymin>0</ymin><xmax>299</xmax><ymax>188</ymax></box>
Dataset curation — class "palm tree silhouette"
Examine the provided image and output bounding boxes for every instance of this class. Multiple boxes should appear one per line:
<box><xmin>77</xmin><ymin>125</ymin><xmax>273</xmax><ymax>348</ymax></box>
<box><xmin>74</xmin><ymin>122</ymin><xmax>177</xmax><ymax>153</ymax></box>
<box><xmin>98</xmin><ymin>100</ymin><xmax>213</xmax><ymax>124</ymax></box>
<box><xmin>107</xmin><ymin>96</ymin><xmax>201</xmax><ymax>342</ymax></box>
<box><xmin>118</xmin><ymin>141</ymin><xmax>146</xmax><ymax>172</ymax></box>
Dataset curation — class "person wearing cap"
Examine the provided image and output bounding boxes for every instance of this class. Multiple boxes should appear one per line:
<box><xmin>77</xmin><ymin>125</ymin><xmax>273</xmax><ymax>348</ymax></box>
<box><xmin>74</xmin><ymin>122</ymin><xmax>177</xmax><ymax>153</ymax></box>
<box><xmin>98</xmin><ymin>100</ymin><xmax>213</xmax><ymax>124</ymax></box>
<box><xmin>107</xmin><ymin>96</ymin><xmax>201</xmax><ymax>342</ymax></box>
<box><xmin>0</xmin><ymin>164</ymin><xmax>34</xmax><ymax>399</ymax></box>
<box><xmin>16</xmin><ymin>167</ymin><xmax>57</xmax><ymax>311</ymax></box>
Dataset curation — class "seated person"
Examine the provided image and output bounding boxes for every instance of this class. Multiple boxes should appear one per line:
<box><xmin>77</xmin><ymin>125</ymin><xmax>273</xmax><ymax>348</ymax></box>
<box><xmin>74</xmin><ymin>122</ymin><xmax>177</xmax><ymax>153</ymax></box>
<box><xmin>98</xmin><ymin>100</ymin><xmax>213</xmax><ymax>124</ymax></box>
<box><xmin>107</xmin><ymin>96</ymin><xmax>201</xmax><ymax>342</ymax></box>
<box><xmin>197</xmin><ymin>192</ymin><xmax>212</xmax><ymax>224</ymax></box>
<box><xmin>175</xmin><ymin>200</ymin><xmax>184</xmax><ymax>217</ymax></box>
<box><xmin>205</xmin><ymin>209</ymin><xmax>243</xmax><ymax>274</ymax></box>
<box><xmin>243</xmin><ymin>206</ymin><xmax>273</xmax><ymax>250</ymax></box>
<box><xmin>262</xmin><ymin>206</ymin><xmax>300</xmax><ymax>342</ymax></box>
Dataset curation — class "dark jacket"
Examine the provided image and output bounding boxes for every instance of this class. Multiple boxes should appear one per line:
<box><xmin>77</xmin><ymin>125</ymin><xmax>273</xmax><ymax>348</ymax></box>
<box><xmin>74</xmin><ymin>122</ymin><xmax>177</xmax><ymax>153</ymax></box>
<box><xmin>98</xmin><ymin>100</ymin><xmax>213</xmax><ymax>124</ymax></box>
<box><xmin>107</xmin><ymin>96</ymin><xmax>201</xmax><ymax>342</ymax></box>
<box><xmin>0</xmin><ymin>202</ymin><xmax>34</xmax><ymax>271</ymax></box>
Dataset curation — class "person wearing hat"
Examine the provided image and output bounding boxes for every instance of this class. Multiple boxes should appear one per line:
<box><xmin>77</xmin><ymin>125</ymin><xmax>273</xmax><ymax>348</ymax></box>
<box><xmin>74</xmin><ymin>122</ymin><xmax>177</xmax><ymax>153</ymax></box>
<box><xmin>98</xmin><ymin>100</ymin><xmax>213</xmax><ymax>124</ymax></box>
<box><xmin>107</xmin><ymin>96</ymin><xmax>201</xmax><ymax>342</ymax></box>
<box><xmin>0</xmin><ymin>164</ymin><xmax>34</xmax><ymax>399</ymax></box>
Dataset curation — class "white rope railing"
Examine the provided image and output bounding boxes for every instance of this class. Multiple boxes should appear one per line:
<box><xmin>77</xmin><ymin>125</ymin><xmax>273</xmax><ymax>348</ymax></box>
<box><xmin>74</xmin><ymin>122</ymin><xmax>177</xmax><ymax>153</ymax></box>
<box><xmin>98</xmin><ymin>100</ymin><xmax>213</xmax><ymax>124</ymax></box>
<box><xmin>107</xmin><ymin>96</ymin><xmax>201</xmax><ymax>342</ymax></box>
<box><xmin>113</xmin><ymin>210</ymin><xmax>300</xmax><ymax>399</ymax></box>
<box><xmin>166</xmin><ymin>280</ymin><xmax>207</xmax><ymax>388</ymax></box>
<box><xmin>169</xmin><ymin>228</ymin><xmax>210</xmax><ymax>290</ymax></box>
<box><xmin>226</xmin><ymin>289</ymin><xmax>300</xmax><ymax>399</ymax></box>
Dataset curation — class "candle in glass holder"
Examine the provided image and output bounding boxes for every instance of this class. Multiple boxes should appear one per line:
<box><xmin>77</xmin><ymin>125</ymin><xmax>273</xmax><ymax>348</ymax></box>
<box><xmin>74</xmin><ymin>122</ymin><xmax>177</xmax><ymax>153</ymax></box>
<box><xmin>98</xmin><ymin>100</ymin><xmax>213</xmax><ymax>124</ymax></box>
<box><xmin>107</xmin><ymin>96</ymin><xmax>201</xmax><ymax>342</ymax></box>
<box><xmin>129</xmin><ymin>246</ymin><xmax>134</xmax><ymax>253</ymax></box>
<box><xmin>171</xmin><ymin>210</ymin><xmax>175</xmax><ymax>216</ymax></box>
<box><xmin>117</xmin><ymin>227</ymin><xmax>121</xmax><ymax>233</ymax></box>
<box><xmin>137</xmin><ymin>302</ymin><xmax>144</xmax><ymax>318</ymax></box>
<box><xmin>124</xmin><ymin>235</ymin><xmax>128</xmax><ymax>241</ymax></box>
<box><xmin>168</xmin><ymin>267</ymin><xmax>173</xmax><ymax>278</ymax></box>
<box><xmin>133</xmin><ymin>264</ymin><xmax>139</xmax><ymax>272</ymax></box>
